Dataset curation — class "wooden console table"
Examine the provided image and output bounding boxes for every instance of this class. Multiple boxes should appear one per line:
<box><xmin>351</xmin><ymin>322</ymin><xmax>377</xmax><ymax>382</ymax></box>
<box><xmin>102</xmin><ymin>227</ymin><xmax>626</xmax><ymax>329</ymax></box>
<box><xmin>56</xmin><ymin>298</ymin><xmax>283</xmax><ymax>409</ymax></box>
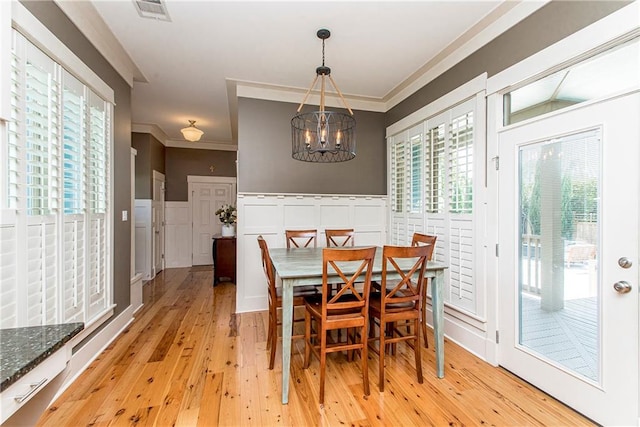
<box><xmin>212</xmin><ymin>235</ymin><xmax>236</xmax><ymax>285</ymax></box>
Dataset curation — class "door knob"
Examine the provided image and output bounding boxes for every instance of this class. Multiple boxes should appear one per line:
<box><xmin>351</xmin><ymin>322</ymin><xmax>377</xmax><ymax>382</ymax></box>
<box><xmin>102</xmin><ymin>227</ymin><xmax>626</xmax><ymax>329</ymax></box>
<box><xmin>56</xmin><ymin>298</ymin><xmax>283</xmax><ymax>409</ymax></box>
<box><xmin>618</xmin><ymin>257</ymin><xmax>633</xmax><ymax>269</ymax></box>
<box><xmin>613</xmin><ymin>281</ymin><xmax>632</xmax><ymax>294</ymax></box>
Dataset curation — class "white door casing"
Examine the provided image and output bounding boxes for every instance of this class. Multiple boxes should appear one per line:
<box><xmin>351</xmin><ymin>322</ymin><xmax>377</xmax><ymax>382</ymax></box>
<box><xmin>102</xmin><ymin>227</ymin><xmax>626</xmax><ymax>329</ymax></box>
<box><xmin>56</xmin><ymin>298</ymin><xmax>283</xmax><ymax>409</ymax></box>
<box><xmin>188</xmin><ymin>176</ymin><xmax>237</xmax><ymax>266</ymax></box>
<box><xmin>152</xmin><ymin>171</ymin><xmax>165</xmax><ymax>277</ymax></box>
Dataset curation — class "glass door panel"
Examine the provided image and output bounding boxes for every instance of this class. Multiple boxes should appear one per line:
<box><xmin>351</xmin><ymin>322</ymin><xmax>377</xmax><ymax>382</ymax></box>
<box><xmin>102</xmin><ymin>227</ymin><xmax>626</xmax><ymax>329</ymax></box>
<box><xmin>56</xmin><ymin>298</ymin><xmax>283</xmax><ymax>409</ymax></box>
<box><xmin>518</xmin><ymin>129</ymin><xmax>600</xmax><ymax>382</ymax></box>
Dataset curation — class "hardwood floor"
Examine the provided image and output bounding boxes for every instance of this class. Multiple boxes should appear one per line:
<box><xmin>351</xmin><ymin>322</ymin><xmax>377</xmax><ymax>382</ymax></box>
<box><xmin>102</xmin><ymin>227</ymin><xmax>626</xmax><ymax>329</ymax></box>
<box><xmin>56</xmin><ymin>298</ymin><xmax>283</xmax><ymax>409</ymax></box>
<box><xmin>37</xmin><ymin>267</ymin><xmax>594</xmax><ymax>426</ymax></box>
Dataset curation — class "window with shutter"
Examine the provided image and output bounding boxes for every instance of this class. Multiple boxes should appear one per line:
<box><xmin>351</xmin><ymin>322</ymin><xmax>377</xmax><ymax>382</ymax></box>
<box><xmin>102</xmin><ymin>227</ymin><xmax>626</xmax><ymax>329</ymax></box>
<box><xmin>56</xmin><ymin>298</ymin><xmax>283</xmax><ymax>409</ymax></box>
<box><xmin>387</xmin><ymin>95</ymin><xmax>482</xmax><ymax>316</ymax></box>
<box><xmin>1</xmin><ymin>28</ymin><xmax>113</xmax><ymax>328</ymax></box>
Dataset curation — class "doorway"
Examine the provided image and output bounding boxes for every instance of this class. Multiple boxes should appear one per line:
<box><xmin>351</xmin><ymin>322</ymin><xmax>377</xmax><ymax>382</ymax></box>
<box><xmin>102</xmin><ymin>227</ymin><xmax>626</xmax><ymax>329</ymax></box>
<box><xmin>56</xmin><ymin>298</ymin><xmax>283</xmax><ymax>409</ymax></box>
<box><xmin>188</xmin><ymin>176</ymin><xmax>237</xmax><ymax>266</ymax></box>
<box><xmin>495</xmin><ymin>93</ymin><xmax>639</xmax><ymax>424</ymax></box>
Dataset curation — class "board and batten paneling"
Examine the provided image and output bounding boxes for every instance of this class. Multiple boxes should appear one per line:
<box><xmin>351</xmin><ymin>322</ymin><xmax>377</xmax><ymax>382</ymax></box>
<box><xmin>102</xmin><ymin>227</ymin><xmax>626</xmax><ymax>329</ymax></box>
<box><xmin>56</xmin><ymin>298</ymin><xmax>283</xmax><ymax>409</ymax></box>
<box><xmin>164</xmin><ymin>202</ymin><xmax>192</xmax><ymax>268</ymax></box>
<box><xmin>235</xmin><ymin>193</ymin><xmax>388</xmax><ymax>313</ymax></box>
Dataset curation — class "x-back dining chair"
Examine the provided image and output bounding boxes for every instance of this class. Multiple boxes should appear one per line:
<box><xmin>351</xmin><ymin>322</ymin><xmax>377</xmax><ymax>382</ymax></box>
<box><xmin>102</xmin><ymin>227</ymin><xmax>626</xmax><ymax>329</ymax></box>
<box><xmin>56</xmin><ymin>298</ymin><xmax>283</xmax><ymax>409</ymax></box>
<box><xmin>325</xmin><ymin>228</ymin><xmax>355</xmax><ymax>248</ymax></box>
<box><xmin>368</xmin><ymin>244</ymin><xmax>430</xmax><ymax>392</ymax></box>
<box><xmin>286</xmin><ymin>229</ymin><xmax>318</xmax><ymax>249</ymax></box>
<box><xmin>411</xmin><ymin>232</ymin><xmax>437</xmax><ymax>347</ymax></box>
<box><xmin>303</xmin><ymin>246</ymin><xmax>376</xmax><ymax>405</ymax></box>
<box><xmin>257</xmin><ymin>235</ymin><xmax>317</xmax><ymax>369</ymax></box>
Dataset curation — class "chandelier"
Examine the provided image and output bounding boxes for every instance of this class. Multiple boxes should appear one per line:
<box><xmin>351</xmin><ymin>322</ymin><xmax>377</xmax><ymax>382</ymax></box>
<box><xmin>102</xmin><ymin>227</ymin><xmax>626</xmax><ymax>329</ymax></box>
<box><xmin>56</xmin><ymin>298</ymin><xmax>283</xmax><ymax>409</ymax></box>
<box><xmin>291</xmin><ymin>29</ymin><xmax>356</xmax><ymax>163</ymax></box>
<box><xmin>181</xmin><ymin>120</ymin><xmax>204</xmax><ymax>142</ymax></box>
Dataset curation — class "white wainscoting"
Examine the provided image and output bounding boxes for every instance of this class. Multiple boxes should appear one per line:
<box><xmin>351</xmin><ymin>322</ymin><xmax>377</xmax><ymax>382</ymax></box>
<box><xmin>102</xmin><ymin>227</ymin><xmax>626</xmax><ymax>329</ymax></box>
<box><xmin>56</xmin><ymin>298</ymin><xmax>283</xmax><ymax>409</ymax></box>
<box><xmin>134</xmin><ymin>199</ymin><xmax>152</xmax><ymax>280</ymax></box>
<box><xmin>236</xmin><ymin>193</ymin><xmax>388</xmax><ymax>313</ymax></box>
<box><xmin>164</xmin><ymin>201</ymin><xmax>192</xmax><ymax>268</ymax></box>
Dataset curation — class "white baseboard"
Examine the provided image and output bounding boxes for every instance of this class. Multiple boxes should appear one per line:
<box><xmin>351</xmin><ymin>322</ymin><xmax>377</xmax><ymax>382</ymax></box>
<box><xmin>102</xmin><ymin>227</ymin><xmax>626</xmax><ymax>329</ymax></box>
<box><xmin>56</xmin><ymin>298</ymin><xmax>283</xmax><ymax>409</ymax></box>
<box><xmin>424</xmin><ymin>305</ymin><xmax>490</xmax><ymax>362</ymax></box>
<box><xmin>235</xmin><ymin>295</ymin><xmax>267</xmax><ymax>314</ymax></box>
<box><xmin>130</xmin><ymin>273</ymin><xmax>144</xmax><ymax>314</ymax></box>
<box><xmin>51</xmin><ymin>304</ymin><xmax>135</xmax><ymax>403</ymax></box>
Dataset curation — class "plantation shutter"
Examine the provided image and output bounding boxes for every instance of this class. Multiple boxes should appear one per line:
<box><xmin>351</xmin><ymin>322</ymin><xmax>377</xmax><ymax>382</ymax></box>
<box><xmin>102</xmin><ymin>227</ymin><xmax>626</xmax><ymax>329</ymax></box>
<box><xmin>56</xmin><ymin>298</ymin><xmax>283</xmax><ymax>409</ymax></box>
<box><xmin>447</xmin><ymin>107</ymin><xmax>475</xmax><ymax>312</ymax></box>
<box><xmin>61</xmin><ymin>70</ymin><xmax>86</xmax><ymax>322</ymax></box>
<box><xmin>389</xmin><ymin>138</ymin><xmax>407</xmax><ymax>244</ymax></box>
<box><xmin>0</xmin><ymin>218</ymin><xmax>18</xmax><ymax>328</ymax></box>
<box><xmin>409</xmin><ymin>133</ymin><xmax>422</xmax><ymax>214</ymax></box>
<box><xmin>87</xmin><ymin>91</ymin><xmax>109</xmax><ymax>318</ymax></box>
<box><xmin>388</xmin><ymin>96</ymin><xmax>479</xmax><ymax>315</ymax></box>
<box><xmin>1</xmin><ymin>29</ymin><xmax>113</xmax><ymax>328</ymax></box>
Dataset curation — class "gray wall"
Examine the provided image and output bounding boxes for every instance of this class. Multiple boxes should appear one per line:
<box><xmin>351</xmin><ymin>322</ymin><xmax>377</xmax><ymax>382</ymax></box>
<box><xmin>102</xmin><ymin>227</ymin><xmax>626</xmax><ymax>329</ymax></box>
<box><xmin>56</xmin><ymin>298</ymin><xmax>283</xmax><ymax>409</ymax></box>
<box><xmin>386</xmin><ymin>1</ymin><xmax>630</xmax><ymax>125</ymax></box>
<box><xmin>132</xmin><ymin>132</ymin><xmax>165</xmax><ymax>199</ymax></box>
<box><xmin>165</xmin><ymin>148</ymin><xmax>237</xmax><ymax>201</ymax></box>
<box><xmin>22</xmin><ymin>1</ymin><xmax>132</xmax><ymax>320</ymax></box>
<box><xmin>238</xmin><ymin>98</ymin><xmax>386</xmax><ymax>195</ymax></box>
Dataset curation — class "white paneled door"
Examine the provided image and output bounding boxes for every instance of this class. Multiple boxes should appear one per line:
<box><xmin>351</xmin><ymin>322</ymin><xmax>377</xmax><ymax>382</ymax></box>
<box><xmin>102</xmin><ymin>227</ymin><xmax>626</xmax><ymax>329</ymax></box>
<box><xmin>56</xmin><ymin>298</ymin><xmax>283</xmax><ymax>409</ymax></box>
<box><xmin>190</xmin><ymin>179</ymin><xmax>235</xmax><ymax>266</ymax></box>
<box><xmin>497</xmin><ymin>93</ymin><xmax>639</xmax><ymax>425</ymax></box>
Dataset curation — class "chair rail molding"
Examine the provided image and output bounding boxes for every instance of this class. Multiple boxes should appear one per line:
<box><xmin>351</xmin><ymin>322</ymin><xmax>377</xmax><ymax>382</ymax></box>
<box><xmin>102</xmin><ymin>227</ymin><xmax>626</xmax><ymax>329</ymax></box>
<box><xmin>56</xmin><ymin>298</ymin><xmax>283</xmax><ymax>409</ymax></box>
<box><xmin>235</xmin><ymin>192</ymin><xmax>388</xmax><ymax>313</ymax></box>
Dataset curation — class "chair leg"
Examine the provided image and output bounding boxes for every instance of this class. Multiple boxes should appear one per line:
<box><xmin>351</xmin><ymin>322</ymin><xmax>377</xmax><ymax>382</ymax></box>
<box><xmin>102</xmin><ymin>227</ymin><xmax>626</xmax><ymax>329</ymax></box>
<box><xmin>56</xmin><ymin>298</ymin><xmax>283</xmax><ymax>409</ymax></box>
<box><xmin>378</xmin><ymin>320</ymin><xmax>385</xmax><ymax>392</ymax></box>
<box><xmin>268</xmin><ymin>310</ymin><xmax>276</xmax><ymax>370</ymax></box>
<box><xmin>414</xmin><ymin>317</ymin><xmax>423</xmax><ymax>384</ymax></box>
<box><xmin>303</xmin><ymin>310</ymin><xmax>311</xmax><ymax>369</ymax></box>
<box><xmin>422</xmin><ymin>282</ymin><xmax>429</xmax><ymax>348</ymax></box>
<box><xmin>361</xmin><ymin>322</ymin><xmax>370</xmax><ymax>397</ymax></box>
<box><xmin>319</xmin><ymin>326</ymin><xmax>327</xmax><ymax>405</ymax></box>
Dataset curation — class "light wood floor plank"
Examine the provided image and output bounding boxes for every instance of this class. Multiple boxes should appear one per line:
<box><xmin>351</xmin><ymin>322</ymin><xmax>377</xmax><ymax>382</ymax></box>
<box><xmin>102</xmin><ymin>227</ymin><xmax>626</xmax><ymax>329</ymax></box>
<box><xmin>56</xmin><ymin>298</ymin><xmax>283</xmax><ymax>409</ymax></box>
<box><xmin>36</xmin><ymin>267</ymin><xmax>595</xmax><ymax>426</ymax></box>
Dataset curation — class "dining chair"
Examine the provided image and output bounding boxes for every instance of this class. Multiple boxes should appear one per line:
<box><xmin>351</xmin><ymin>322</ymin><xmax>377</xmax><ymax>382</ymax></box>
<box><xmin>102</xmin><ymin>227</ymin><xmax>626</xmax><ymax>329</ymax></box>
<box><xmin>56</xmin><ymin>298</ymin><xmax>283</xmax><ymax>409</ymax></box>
<box><xmin>257</xmin><ymin>236</ymin><xmax>318</xmax><ymax>369</ymax></box>
<box><xmin>325</xmin><ymin>228</ymin><xmax>355</xmax><ymax>247</ymax></box>
<box><xmin>368</xmin><ymin>244</ymin><xmax>430</xmax><ymax>392</ymax></box>
<box><xmin>286</xmin><ymin>229</ymin><xmax>318</xmax><ymax>249</ymax></box>
<box><xmin>303</xmin><ymin>246</ymin><xmax>376</xmax><ymax>405</ymax></box>
<box><xmin>411</xmin><ymin>233</ymin><xmax>437</xmax><ymax>347</ymax></box>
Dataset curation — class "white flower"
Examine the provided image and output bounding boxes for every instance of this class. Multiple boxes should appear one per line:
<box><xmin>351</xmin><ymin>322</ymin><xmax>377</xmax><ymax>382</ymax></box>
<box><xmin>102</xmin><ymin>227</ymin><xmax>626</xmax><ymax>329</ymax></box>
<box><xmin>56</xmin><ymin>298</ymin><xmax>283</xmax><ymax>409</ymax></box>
<box><xmin>215</xmin><ymin>204</ymin><xmax>237</xmax><ymax>225</ymax></box>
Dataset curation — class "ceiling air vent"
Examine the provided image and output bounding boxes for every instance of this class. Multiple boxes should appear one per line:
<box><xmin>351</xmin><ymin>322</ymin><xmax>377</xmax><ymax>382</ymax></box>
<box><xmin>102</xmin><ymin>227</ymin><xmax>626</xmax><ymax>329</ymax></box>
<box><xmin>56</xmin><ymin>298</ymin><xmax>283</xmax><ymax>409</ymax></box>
<box><xmin>133</xmin><ymin>0</ymin><xmax>171</xmax><ymax>21</ymax></box>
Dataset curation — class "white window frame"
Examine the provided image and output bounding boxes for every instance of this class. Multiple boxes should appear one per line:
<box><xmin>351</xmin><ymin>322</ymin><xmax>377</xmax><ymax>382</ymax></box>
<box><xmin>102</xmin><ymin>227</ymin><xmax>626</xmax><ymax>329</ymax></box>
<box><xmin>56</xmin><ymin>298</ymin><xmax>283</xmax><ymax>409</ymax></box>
<box><xmin>386</xmin><ymin>74</ymin><xmax>488</xmax><ymax>331</ymax></box>
<box><xmin>0</xmin><ymin>2</ymin><xmax>115</xmax><ymax>333</ymax></box>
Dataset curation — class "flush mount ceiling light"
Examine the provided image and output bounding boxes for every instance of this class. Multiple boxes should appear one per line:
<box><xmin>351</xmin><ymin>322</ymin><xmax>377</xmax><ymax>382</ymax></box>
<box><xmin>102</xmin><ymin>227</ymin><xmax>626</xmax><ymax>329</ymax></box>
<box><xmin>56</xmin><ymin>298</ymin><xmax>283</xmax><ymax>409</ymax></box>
<box><xmin>181</xmin><ymin>120</ymin><xmax>204</xmax><ymax>142</ymax></box>
<box><xmin>291</xmin><ymin>29</ymin><xmax>356</xmax><ymax>163</ymax></box>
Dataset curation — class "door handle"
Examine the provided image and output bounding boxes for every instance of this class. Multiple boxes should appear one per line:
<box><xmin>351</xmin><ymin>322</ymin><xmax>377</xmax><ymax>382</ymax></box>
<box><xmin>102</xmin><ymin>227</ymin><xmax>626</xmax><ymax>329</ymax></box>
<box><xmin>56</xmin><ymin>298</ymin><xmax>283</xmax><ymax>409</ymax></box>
<box><xmin>613</xmin><ymin>281</ymin><xmax>632</xmax><ymax>294</ymax></box>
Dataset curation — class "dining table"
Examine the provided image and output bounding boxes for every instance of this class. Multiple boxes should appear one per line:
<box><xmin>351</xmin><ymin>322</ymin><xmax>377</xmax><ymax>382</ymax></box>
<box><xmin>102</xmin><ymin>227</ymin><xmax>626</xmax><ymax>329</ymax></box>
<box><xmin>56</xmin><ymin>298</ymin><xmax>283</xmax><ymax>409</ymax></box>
<box><xmin>269</xmin><ymin>246</ymin><xmax>448</xmax><ymax>404</ymax></box>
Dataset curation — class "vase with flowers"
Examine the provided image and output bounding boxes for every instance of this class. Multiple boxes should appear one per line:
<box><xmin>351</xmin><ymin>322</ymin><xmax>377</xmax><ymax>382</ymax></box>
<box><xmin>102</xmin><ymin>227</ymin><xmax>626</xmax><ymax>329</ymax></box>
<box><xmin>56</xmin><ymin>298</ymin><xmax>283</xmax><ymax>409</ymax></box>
<box><xmin>215</xmin><ymin>204</ymin><xmax>237</xmax><ymax>237</ymax></box>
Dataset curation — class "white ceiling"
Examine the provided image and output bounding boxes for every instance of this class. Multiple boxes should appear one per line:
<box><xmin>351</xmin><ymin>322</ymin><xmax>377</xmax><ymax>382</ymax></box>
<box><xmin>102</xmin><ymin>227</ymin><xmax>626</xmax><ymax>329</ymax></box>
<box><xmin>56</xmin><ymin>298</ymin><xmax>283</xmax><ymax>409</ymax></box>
<box><xmin>61</xmin><ymin>1</ymin><xmax>544</xmax><ymax>148</ymax></box>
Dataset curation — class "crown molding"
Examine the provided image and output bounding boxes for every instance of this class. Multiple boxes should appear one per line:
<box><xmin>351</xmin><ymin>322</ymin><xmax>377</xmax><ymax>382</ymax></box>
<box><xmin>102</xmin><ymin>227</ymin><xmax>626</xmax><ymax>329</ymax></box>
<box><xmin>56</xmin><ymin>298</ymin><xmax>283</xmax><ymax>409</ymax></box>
<box><xmin>132</xmin><ymin>123</ymin><xmax>168</xmax><ymax>144</ymax></box>
<box><xmin>383</xmin><ymin>0</ymin><xmax>548</xmax><ymax>110</ymax></box>
<box><xmin>234</xmin><ymin>80</ymin><xmax>387</xmax><ymax>113</ymax></box>
<box><xmin>234</xmin><ymin>1</ymin><xmax>549</xmax><ymax>113</ymax></box>
<box><xmin>53</xmin><ymin>0</ymin><xmax>146</xmax><ymax>86</ymax></box>
<box><xmin>164</xmin><ymin>139</ymin><xmax>237</xmax><ymax>152</ymax></box>
<box><xmin>132</xmin><ymin>123</ymin><xmax>237</xmax><ymax>151</ymax></box>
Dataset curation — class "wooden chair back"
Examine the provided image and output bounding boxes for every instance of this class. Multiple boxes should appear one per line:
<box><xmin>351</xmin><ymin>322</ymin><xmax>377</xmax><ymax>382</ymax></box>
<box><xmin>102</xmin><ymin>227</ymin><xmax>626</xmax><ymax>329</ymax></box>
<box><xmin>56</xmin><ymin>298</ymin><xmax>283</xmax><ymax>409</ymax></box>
<box><xmin>408</xmin><ymin>233</ymin><xmax>436</xmax><ymax>348</ymax></box>
<box><xmin>285</xmin><ymin>229</ymin><xmax>318</xmax><ymax>248</ymax></box>
<box><xmin>321</xmin><ymin>247</ymin><xmax>376</xmax><ymax>318</ymax></box>
<box><xmin>380</xmin><ymin>245</ymin><xmax>430</xmax><ymax>311</ymax></box>
<box><xmin>325</xmin><ymin>228</ymin><xmax>355</xmax><ymax>248</ymax></box>
<box><xmin>257</xmin><ymin>236</ymin><xmax>277</xmax><ymax>304</ymax></box>
<box><xmin>411</xmin><ymin>233</ymin><xmax>437</xmax><ymax>260</ymax></box>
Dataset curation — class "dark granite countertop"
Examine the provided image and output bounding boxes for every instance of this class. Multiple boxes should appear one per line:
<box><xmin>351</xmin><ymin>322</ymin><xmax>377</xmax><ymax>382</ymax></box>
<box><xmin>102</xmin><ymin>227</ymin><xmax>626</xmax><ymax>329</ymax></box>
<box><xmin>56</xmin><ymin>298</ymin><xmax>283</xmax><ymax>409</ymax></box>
<box><xmin>0</xmin><ymin>323</ymin><xmax>84</xmax><ymax>392</ymax></box>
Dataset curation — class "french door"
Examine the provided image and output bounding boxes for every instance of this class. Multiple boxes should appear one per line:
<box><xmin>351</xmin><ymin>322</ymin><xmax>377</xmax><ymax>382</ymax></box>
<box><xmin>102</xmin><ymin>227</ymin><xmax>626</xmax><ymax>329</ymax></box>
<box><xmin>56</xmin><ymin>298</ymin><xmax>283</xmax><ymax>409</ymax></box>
<box><xmin>497</xmin><ymin>92</ymin><xmax>639</xmax><ymax>425</ymax></box>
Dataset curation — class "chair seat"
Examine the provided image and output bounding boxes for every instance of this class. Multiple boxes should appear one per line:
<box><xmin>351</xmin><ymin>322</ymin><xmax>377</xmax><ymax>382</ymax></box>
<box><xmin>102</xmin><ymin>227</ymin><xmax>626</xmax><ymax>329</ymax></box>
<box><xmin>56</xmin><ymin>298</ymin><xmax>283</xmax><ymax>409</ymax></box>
<box><xmin>304</xmin><ymin>294</ymin><xmax>364</xmax><ymax>319</ymax></box>
<box><xmin>369</xmin><ymin>292</ymin><xmax>416</xmax><ymax>312</ymax></box>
